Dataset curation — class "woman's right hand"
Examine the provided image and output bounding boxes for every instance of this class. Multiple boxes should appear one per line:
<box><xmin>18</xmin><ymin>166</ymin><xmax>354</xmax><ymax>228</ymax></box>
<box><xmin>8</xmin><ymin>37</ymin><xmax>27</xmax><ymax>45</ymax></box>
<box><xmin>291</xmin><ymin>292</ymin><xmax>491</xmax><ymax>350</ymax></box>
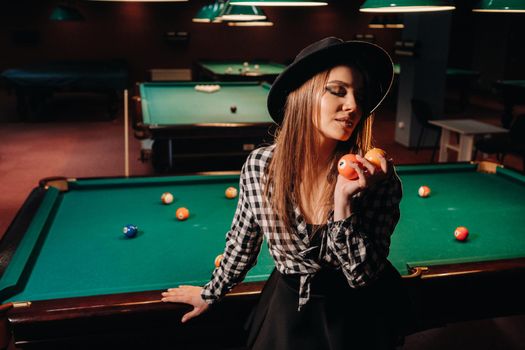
<box><xmin>161</xmin><ymin>285</ymin><xmax>210</xmax><ymax>323</ymax></box>
<box><xmin>333</xmin><ymin>153</ymin><xmax>390</xmax><ymax>221</ymax></box>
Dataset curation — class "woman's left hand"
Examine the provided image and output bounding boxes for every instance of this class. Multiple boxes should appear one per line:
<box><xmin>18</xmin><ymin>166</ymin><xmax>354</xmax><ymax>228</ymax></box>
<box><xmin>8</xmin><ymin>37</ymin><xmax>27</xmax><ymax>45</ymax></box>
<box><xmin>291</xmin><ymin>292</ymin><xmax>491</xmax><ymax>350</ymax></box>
<box><xmin>161</xmin><ymin>285</ymin><xmax>210</xmax><ymax>323</ymax></box>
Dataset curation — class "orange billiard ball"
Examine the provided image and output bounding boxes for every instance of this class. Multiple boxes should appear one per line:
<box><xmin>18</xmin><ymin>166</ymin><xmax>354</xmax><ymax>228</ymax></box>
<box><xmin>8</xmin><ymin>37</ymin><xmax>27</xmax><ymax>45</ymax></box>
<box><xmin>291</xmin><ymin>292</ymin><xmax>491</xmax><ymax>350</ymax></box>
<box><xmin>418</xmin><ymin>186</ymin><xmax>431</xmax><ymax>198</ymax></box>
<box><xmin>225</xmin><ymin>187</ymin><xmax>238</xmax><ymax>199</ymax></box>
<box><xmin>454</xmin><ymin>226</ymin><xmax>469</xmax><ymax>241</ymax></box>
<box><xmin>214</xmin><ymin>254</ymin><xmax>223</xmax><ymax>268</ymax></box>
<box><xmin>161</xmin><ymin>192</ymin><xmax>174</xmax><ymax>204</ymax></box>
<box><xmin>176</xmin><ymin>207</ymin><xmax>190</xmax><ymax>221</ymax></box>
<box><xmin>364</xmin><ymin>148</ymin><xmax>387</xmax><ymax>169</ymax></box>
<box><xmin>337</xmin><ymin>154</ymin><xmax>361</xmax><ymax>180</ymax></box>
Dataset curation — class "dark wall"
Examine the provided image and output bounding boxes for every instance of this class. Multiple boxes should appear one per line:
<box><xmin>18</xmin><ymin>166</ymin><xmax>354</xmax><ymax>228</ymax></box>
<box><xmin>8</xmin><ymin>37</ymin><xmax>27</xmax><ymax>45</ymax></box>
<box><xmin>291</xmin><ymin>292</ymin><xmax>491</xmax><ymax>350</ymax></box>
<box><xmin>0</xmin><ymin>0</ymin><xmax>400</xmax><ymax>82</ymax></box>
<box><xmin>1</xmin><ymin>1</ymin><xmax>523</xmax><ymax>87</ymax></box>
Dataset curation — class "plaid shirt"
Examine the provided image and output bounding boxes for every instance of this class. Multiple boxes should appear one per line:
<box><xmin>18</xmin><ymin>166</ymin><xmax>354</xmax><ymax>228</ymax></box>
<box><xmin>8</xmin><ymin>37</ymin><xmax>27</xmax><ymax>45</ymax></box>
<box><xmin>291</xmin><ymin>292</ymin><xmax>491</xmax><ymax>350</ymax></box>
<box><xmin>202</xmin><ymin>145</ymin><xmax>402</xmax><ymax>310</ymax></box>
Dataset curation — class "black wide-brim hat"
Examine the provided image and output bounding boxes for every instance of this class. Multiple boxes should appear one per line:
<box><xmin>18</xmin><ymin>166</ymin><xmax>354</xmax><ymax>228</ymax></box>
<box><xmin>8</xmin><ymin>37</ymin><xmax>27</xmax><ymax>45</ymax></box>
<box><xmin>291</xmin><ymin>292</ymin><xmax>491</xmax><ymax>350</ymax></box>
<box><xmin>267</xmin><ymin>37</ymin><xmax>394</xmax><ymax>124</ymax></box>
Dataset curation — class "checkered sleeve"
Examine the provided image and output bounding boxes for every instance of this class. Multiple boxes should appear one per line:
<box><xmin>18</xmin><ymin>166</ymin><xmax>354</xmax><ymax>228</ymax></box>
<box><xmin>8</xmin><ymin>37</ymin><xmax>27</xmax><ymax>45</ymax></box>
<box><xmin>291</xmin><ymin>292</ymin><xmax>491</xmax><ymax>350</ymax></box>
<box><xmin>201</xmin><ymin>161</ymin><xmax>264</xmax><ymax>304</ymax></box>
<box><xmin>325</xmin><ymin>169</ymin><xmax>402</xmax><ymax>287</ymax></box>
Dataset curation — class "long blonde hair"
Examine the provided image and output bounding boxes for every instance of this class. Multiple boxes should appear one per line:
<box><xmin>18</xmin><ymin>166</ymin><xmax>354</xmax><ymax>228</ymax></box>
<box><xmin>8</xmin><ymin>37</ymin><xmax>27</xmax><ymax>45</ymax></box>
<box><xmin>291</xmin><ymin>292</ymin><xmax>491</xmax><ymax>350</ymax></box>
<box><xmin>265</xmin><ymin>66</ymin><xmax>374</xmax><ymax>237</ymax></box>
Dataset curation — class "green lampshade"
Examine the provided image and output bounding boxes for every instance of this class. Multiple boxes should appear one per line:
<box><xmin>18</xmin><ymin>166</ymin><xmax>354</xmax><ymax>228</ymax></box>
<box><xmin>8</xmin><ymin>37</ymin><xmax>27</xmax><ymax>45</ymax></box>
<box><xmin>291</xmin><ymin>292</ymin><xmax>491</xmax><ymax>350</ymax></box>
<box><xmin>193</xmin><ymin>4</ymin><xmax>214</xmax><ymax>22</ymax></box>
<box><xmin>473</xmin><ymin>0</ymin><xmax>525</xmax><ymax>12</ymax></box>
<box><xmin>193</xmin><ymin>1</ymin><xmax>227</xmax><ymax>23</ymax></box>
<box><xmin>229</xmin><ymin>0</ymin><xmax>327</xmax><ymax>6</ymax></box>
<box><xmin>87</xmin><ymin>0</ymin><xmax>188</xmax><ymax>2</ymax></box>
<box><xmin>227</xmin><ymin>19</ymin><xmax>274</xmax><ymax>26</ymax></box>
<box><xmin>221</xmin><ymin>5</ymin><xmax>267</xmax><ymax>20</ymax></box>
<box><xmin>360</xmin><ymin>0</ymin><xmax>455</xmax><ymax>12</ymax></box>
<box><xmin>49</xmin><ymin>4</ymin><xmax>85</xmax><ymax>21</ymax></box>
<box><xmin>212</xmin><ymin>1</ymin><xmax>228</xmax><ymax>22</ymax></box>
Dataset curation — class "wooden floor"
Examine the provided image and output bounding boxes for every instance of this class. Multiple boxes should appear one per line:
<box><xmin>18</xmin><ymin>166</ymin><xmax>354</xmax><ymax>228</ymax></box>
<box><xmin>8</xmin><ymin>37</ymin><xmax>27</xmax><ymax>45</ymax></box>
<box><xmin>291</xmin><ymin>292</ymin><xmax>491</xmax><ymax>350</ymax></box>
<box><xmin>1</xmin><ymin>88</ymin><xmax>524</xmax><ymax>349</ymax></box>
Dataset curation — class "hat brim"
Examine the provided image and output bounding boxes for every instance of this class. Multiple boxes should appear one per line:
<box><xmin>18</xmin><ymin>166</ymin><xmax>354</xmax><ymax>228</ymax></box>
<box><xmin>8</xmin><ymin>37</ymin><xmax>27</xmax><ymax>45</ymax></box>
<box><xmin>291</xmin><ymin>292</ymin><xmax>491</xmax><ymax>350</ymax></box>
<box><xmin>267</xmin><ymin>41</ymin><xmax>394</xmax><ymax>124</ymax></box>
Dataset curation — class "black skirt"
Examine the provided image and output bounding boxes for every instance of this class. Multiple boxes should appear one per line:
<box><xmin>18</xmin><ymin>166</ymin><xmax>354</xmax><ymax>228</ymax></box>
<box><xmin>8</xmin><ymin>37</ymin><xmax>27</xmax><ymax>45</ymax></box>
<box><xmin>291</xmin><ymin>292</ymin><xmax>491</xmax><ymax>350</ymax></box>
<box><xmin>245</xmin><ymin>262</ymin><xmax>408</xmax><ymax>350</ymax></box>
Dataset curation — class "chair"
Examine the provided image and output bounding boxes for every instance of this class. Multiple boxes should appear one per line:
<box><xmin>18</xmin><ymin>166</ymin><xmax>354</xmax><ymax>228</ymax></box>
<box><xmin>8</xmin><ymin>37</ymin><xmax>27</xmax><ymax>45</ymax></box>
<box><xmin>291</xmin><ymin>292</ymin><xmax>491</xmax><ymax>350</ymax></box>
<box><xmin>411</xmin><ymin>99</ymin><xmax>441</xmax><ymax>162</ymax></box>
<box><xmin>474</xmin><ymin>115</ymin><xmax>525</xmax><ymax>170</ymax></box>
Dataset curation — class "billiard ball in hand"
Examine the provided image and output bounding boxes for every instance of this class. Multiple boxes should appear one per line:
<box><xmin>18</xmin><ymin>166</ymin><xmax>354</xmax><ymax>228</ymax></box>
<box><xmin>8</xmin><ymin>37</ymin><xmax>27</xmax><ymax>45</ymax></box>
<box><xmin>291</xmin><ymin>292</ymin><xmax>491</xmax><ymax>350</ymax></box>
<box><xmin>123</xmin><ymin>224</ymin><xmax>138</xmax><ymax>238</ymax></box>
<box><xmin>176</xmin><ymin>207</ymin><xmax>190</xmax><ymax>221</ymax></box>
<box><xmin>364</xmin><ymin>147</ymin><xmax>387</xmax><ymax>169</ymax></box>
<box><xmin>230</xmin><ymin>105</ymin><xmax>237</xmax><ymax>113</ymax></box>
<box><xmin>225</xmin><ymin>187</ymin><xmax>238</xmax><ymax>199</ymax></box>
<box><xmin>454</xmin><ymin>226</ymin><xmax>469</xmax><ymax>241</ymax></box>
<box><xmin>215</xmin><ymin>254</ymin><xmax>223</xmax><ymax>268</ymax></box>
<box><xmin>337</xmin><ymin>154</ymin><xmax>362</xmax><ymax>180</ymax></box>
<box><xmin>418</xmin><ymin>186</ymin><xmax>431</xmax><ymax>198</ymax></box>
<box><xmin>161</xmin><ymin>192</ymin><xmax>174</xmax><ymax>204</ymax></box>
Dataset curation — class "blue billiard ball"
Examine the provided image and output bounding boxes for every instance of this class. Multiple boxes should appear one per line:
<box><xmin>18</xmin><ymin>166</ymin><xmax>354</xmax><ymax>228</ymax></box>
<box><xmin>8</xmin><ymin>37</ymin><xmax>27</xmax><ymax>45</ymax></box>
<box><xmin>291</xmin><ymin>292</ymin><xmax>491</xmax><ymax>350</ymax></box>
<box><xmin>123</xmin><ymin>224</ymin><xmax>138</xmax><ymax>238</ymax></box>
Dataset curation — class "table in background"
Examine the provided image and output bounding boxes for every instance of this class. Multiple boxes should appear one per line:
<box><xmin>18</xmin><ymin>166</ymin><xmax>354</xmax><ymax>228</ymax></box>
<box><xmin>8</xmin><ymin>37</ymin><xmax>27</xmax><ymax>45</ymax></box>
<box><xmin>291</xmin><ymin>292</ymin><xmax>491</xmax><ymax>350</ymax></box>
<box><xmin>428</xmin><ymin>119</ymin><xmax>508</xmax><ymax>162</ymax></box>
<box><xmin>1</xmin><ymin>163</ymin><xmax>525</xmax><ymax>348</ymax></box>
<box><xmin>194</xmin><ymin>61</ymin><xmax>285</xmax><ymax>82</ymax></box>
<box><xmin>393</xmin><ymin>64</ymin><xmax>480</xmax><ymax>111</ymax></box>
<box><xmin>493</xmin><ymin>80</ymin><xmax>525</xmax><ymax>128</ymax></box>
<box><xmin>133</xmin><ymin>81</ymin><xmax>275</xmax><ymax>173</ymax></box>
<box><xmin>0</xmin><ymin>62</ymin><xmax>128</xmax><ymax>120</ymax></box>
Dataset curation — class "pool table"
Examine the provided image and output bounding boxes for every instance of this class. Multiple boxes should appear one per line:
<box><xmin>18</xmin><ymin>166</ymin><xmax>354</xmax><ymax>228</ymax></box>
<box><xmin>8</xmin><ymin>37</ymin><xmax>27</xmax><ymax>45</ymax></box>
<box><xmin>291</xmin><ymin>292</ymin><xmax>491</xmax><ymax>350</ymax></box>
<box><xmin>1</xmin><ymin>162</ymin><xmax>525</xmax><ymax>348</ymax></box>
<box><xmin>393</xmin><ymin>64</ymin><xmax>480</xmax><ymax>111</ymax></box>
<box><xmin>492</xmin><ymin>80</ymin><xmax>525</xmax><ymax>128</ymax></box>
<box><xmin>133</xmin><ymin>82</ymin><xmax>276</xmax><ymax>173</ymax></box>
<box><xmin>194</xmin><ymin>61</ymin><xmax>286</xmax><ymax>82</ymax></box>
<box><xmin>1</xmin><ymin>62</ymin><xmax>128</xmax><ymax>120</ymax></box>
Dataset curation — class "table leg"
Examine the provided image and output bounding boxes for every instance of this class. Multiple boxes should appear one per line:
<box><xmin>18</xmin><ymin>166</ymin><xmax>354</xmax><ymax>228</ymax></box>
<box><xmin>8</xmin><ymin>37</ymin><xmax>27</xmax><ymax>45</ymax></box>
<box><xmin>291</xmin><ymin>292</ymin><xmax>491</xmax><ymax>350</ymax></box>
<box><xmin>168</xmin><ymin>139</ymin><xmax>173</xmax><ymax>169</ymax></box>
<box><xmin>438</xmin><ymin>129</ymin><xmax>450</xmax><ymax>162</ymax></box>
<box><xmin>458</xmin><ymin>135</ymin><xmax>474</xmax><ymax>161</ymax></box>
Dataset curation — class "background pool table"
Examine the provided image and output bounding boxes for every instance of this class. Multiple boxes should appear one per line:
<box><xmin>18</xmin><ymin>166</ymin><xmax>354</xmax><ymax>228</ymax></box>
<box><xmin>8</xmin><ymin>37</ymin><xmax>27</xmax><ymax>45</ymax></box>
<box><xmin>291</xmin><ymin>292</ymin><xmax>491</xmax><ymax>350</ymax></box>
<box><xmin>194</xmin><ymin>60</ymin><xmax>286</xmax><ymax>82</ymax></box>
<box><xmin>1</xmin><ymin>162</ymin><xmax>525</xmax><ymax>348</ymax></box>
<box><xmin>133</xmin><ymin>81</ymin><xmax>276</xmax><ymax>173</ymax></box>
<box><xmin>1</xmin><ymin>62</ymin><xmax>128</xmax><ymax>120</ymax></box>
<box><xmin>393</xmin><ymin>64</ymin><xmax>480</xmax><ymax>111</ymax></box>
<box><xmin>492</xmin><ymin>80</ymin><xmax>525</xmax><ymax>128</ymax></box>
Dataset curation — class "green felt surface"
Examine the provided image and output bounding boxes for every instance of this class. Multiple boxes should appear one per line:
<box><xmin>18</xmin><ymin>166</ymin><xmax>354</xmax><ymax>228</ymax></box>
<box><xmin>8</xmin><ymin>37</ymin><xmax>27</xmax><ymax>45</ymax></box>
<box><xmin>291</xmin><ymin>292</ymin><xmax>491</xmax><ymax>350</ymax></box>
<box><xmin>140</xmin><ymin>82</ymin><xmax>273</xmax><ymax>126</ymax></box>
<box><xmin>1</xmin><ymin>175</ymin><xmax>275</xmax><ymax>303</ymax></box>
<box><xmin>200</xmin><ymin>61</ymin><xmax>285</xmax><ymax>76</ymax></box>
<box><xmin>390</xmin><ymin>165</ymin><xmax>525</xmax><ymax>274</ymax></box>
<box><xmin>2</xmin><ymin>164</ymin><xmax>525</xmax><ymax>303</ymax></box>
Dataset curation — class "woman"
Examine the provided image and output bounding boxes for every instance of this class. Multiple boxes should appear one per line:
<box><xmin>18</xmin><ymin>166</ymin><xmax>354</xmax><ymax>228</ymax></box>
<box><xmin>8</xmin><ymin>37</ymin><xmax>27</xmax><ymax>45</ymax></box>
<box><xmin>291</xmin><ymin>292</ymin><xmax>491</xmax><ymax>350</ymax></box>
<box><xmin>162</xmin><ymin>37</ymin><xmax>406</xmax><ymax>349</ymax></box>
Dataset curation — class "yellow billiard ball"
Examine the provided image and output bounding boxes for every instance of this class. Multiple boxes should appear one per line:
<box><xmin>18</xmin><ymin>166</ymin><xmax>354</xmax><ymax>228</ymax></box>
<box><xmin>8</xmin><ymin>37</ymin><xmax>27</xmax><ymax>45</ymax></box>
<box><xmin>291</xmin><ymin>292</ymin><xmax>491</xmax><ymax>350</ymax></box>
<box><xmin>364</xmin><ymin>148</ymin><xmax>387</xmax><ymax>169</ymax></box>
<box><xmin>225</xmin><ymin>187</ymin><xmax>238</xmax><ymax>199</ymax></box>
<box><xmin>161</xmin><ymin>192</ymin><xmax>174</xmax><ymax>204</ymax></box>
<box><xmin>214</xmin><ymin>254</ymin><xmax>223</xmax><ymax>268</ymax></box>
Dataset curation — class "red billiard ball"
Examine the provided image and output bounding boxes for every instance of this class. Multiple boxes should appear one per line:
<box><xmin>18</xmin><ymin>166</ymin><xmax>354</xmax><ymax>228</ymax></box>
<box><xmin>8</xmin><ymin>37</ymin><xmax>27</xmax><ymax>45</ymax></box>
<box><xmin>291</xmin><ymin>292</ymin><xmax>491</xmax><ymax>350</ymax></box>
<box><xmin>454</xmin><ymin>226</ymin><xmax>469</xmax><ymax>241</ymax></box>
<box><xmin>230</xmin><ymin>105</ymin><xmax>237</xmax><ymax>113</ymax></box>
<box><xmin>337</xmin><ymin>154</ymin><xmax>362</xmax><ymax>180</ymax></box>
<box><xmin>364</xmin><ymin>147</ymin><xmax>387</xmax><ymax>169</ymax></box>
<box><xmin>214</xmin><ymin>254</ymin><xmax>223</xmax><ymax>268</ymax></box>
<box><xmin>418</xmin><ymin>186</ymin><xmax>431</xmax><ymax>198</ymax></box>
<box><xmin>176</xmin><ymin>207</ymin><xmax>190</xmax><ymax>221</ymax></box>
<box><xmin>225</xmin><ymin>187</ymin><xmax>238</xmax><ymax>199</ymax></box>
